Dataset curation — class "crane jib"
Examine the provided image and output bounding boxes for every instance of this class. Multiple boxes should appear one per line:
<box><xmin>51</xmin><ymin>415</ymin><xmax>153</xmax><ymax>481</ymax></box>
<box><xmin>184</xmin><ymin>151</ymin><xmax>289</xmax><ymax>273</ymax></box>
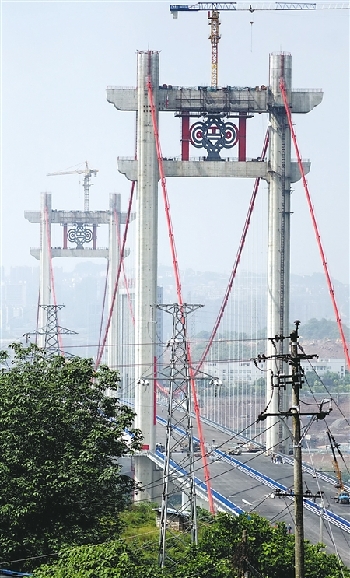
<box><xmin>170</xmin><ymin>2</ymin><xmax>349</xmax><ymax>13</ymax></box>
<box><xmin>169</xmin><ymin>3</ymin><xmax>316</xmax><ymax>13</ymax></box>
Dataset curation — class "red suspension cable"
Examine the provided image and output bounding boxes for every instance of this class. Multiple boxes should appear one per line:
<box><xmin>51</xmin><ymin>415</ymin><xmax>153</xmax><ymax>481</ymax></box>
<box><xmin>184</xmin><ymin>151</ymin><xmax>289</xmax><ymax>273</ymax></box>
<box><xmin>114</xmin><ymin>208</ymin><xmax>135</xmax><ymax>327</ymax></box>
<box><xmin>195</xmin><ymin>130</ymin><xmax>269</xmax><ymax>375</ymax></box>
<box><xmin>97</xmin><ymin>207</ymin><xmax>135</xmax><ymax>363</ymax></box>
<box><xmin>117</xmin><ymin>183</ymin><xmax>165</xmax><ymax>393</ymax></box>
<box><xmin>95</xmin><ymin>182</ymin><xmax>136</xmax><ymax>369</ymax></box>
<box><xmin>147</xmin><ymin>77</ymin><xmax>215</xmax><ymax>515</ymax></box>
<box><xmin>280</xmin><ymin>78</ymin><xmax>350</xmax><ymax>370</ymax></box>
<box><xmin>97</xmin><ymin>260</ymin><xmax>109</xmax><ymax>356</ymax></box>
<box><xmin>147</xmin><ymin>85</ymin><xmax>182</xmax><ymax>304</ymax></box>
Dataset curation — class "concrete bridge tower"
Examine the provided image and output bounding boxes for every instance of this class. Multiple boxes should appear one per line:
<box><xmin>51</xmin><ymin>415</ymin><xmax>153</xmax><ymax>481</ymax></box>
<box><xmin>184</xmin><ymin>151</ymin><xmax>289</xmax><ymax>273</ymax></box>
<box><xmin>107</xmin><ymin>50</ymin><xmax>323</xmax><ymax>493</ymax></box>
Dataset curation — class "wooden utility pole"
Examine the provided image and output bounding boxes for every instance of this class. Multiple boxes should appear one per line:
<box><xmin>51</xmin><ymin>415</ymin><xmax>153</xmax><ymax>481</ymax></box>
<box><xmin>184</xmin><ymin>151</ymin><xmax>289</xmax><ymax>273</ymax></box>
<box><xmin>290</xmin><ymin>321</ymin><xmax>304</xmax><ymax>578</ymax></box>
<box><xmin>241</xmin><ymin>529</ymin><xmax>248</xmax><ymax>578</ymax></box>
<box><xmin>257</xmin><ymin>320</ymin><xmax>330</xmax><ymax>578</ymax></box>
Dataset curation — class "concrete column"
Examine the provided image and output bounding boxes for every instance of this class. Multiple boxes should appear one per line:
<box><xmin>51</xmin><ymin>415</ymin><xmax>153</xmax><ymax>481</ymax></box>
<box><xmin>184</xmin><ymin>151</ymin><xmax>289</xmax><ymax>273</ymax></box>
<box><xmin>266</xmin><ymin>53</ymin><xmax>292</xmax><ymax>454</ymax></box>
<box><xmin>134</xmin><ymin>51</ymin><xmax>159</xmax><ymax>500</ymax></box>
<box><xmin>107</xmin><ymin>193</ymin><xmax>121</xmax><ymax>370</ymax></box>
<box><xmin>63</xmin><ymin>224</ymin><xmax>68</xmax><ymax>249</ymax></box>
<box><xmin>38</xmin><ymin>193</ymin><xmax>52</xmax><ymax>347</ymax></box>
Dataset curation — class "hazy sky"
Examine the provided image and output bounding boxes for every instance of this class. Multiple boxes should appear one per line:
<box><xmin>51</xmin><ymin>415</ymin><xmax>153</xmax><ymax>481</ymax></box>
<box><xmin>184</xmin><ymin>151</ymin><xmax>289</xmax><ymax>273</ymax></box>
<box><xmin>1</xmin><ymin>1</ymin><xmax>349</xmax><ymax>285</ymax></box>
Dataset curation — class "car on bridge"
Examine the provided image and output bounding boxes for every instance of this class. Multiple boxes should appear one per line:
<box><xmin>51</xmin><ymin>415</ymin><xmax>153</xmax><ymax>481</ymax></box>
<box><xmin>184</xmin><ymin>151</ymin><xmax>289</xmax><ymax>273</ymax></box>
<box><xmin>227</xmin><ymin>446</ymin><xmax>242</xmax><ymax>455</ymax></box>
<box><xmin>242</xmin><ymin>443</ymin><xmax>260</xmax><ymax>453</ymax></box>
<box><xmin>179</xmin><ymin>440</ymin><xmax>200</xmax><ymax>453</ymax></box>
<box><xmin>334</xmin><ymin>490</ymin><xmax>350</xmax><ymax>505</ymax></box>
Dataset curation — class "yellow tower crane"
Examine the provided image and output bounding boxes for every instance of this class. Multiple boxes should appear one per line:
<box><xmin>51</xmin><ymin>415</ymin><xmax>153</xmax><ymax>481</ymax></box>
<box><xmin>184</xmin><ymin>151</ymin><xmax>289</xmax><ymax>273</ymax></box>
<box><xmin>170</xmin><ymin>2</ymin><xmax>350</xmax><ymax>89</ymax></box>
<box><xmin>327</xmin><ymin>428</ymin><xmax>350</xmax><ymax>505</ymax></box>
<box><xmin>208</xmin><ymin>9</ymin><xmax>221</xmax><ymax>88</ymax></box>
<box><xmin>47</xmin><ymin>161</ymin><xmax>98</xmax><ymax>212</ymax></box>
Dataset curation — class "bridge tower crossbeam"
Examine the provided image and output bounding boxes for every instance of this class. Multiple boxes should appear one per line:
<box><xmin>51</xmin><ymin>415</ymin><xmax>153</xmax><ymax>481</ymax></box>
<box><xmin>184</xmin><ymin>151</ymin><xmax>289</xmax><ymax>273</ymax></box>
<box><xmin>24</xmin><ymin>192</ymin><xmax>130</xmax><ymax>367</ymax></box>
<box><xmin>107</xmin><ymin>50</ymin><xmax>322</xmax><ymax>463</ymax></box>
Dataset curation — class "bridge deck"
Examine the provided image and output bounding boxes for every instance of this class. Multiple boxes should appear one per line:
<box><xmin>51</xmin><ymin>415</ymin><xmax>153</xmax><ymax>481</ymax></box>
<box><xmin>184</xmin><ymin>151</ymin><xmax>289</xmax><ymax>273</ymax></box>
<box><xmin>155</xmin><ymin>412</ymin><xmax>350</xmax><ymax>566</ymax></box>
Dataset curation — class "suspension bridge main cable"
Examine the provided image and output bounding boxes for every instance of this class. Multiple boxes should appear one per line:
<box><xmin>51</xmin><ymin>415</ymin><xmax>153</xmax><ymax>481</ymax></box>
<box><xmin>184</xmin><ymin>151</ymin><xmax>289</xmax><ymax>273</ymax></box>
<box><xmin>97</xmin><ymin>105</ymin><xmax>138</xmax><ymax>367</ymax></box>
<box><xmin>95</xmin><ymin>181</ymin><xmax>136</xmax><ymax>369</ymax></box>
<box><xmin>195</xmin><ymin>129</ymin><xmax>269</xmax><ymax>375</ymax></box>
<box><xmin>97</xmin><ymin>260</ymin><xmax>109</xmax><ymax>357</ymax></box>
<box><xmin>96</xmin><ymin>208</ymin><xmax>135</xmax><ymax>355</ymax></box>
<box><xmin>114</xmin><ymin>208</ymin><xmax>135</xmax><ymax>327</ymax></box>
<box><xmin>146</xmin><ymin>75</ymin><xmax>215</xmax><ymax>515</ymax></box>
<box><xmin>279</xmin><ymin>78</ymin><xmax>350</xmax><ymax>371</ymax></box>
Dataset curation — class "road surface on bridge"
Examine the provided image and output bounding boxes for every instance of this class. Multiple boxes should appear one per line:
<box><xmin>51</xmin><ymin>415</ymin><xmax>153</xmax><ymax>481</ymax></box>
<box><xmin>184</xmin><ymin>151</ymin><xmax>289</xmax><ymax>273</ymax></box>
<box><xmin>156</xmin><ymin>411</ymin><xmax>350</xmax><ymax>565</ymax></box>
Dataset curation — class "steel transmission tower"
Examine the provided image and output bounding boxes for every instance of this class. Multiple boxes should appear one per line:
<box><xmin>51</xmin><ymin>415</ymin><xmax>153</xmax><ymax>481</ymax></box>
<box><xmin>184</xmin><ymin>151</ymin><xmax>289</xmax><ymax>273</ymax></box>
<box><xmin>157</xmin><ymin>303</ymin><xmax>203</xmax><ymax>568</ymax></box>
<box><xmin>26</xmin><ymin>305</ymin><xmax>77</xmax><ymax>356</ymax></box>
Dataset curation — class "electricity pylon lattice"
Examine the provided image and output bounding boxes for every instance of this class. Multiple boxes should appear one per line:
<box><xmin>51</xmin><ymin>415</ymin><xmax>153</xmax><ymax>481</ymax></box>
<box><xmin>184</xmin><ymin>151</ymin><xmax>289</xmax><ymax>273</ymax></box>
<box><xmin>157</xmin><ymin>302</ymin><xmax>203</xmax><ymax>568</ymax></box>
<box><xmin>25</xmin><ymin>305</ymin><xmax>77</xmax><ymax>356</ymax></box>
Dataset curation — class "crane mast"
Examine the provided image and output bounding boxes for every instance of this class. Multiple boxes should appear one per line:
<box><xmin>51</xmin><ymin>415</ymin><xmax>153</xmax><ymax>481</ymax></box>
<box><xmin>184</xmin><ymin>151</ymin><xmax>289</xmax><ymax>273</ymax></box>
<box><xmin>208</xmin><ymin>9</ymin><xmax>221</xmax><ymax>87</ymax></box>
<box><xmin>170</xmin><ymin>2</ymin><xmax>349</xmax><ymax>88</ymax></box>
<box><xmin>47</xmin><ymin>161</ymin><xmax>98</xmax><ymax>212</ymax></box>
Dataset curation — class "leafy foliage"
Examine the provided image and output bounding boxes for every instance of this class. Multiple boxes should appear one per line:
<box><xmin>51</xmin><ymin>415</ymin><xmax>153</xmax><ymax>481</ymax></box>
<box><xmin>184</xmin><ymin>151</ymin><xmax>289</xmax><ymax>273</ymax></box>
<box><xmin>33</xmin><ymin>506</ymin><xmax>350</xmax><ymax>578</ymax></box>
<box><xmin>0</xmin><ymin>344</ymin><xmax>142</xmax><ymax>569</ymax></box>
<box><xmin>304</xmin><ymin>369</ymin><xmax>350</xmax><ymax>392</ymax></box>
<box><xmin>301</xmin><ymin>318</ymin><xmax>349</xmax><ymax>340</ymax></box>
<box><xmin>34</xmin><ymin>539</ymin><xmax>163</xmax><ymax>578</ymax></box>
<box><xmin>192</xmin><ymin>331</ymin><xmax>250</xmax><ymax>363</ymax></box>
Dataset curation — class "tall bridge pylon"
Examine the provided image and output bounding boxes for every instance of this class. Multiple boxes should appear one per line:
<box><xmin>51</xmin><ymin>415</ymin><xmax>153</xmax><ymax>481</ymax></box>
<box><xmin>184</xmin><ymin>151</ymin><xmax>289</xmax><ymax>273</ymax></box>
<box><xmin>107</xmin><ymin>49</ymin><xmax>323</xmax><ymax>480</ymax></box>
<box><xmin>24</xmin><ymin>191</ymin><xmax>130</xmax><ymax>363</ymax></box>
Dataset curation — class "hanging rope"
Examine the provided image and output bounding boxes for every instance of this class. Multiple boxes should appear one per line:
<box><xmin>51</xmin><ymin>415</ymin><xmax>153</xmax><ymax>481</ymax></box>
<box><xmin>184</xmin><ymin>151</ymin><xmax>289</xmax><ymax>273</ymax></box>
<box><xmin>147</xmin><ymin>76</ymin><xmax>215</xmax><ymax>515</ymax></box>
<box><xmin>114</xmin><ymin>208</ymin><xmax>135</xmax><ymax>327</ymax></box>
<box><xmin>95</xmin><ymin>182</ymin><xmax>136</xmax><ymax>369</ymax></box>
<box><xmin>195</xmin><ymin>129</ymin><xmax>269</xmax><ymax>375</ymax></box>
<box><xmin>280</xmin><ymin>78</ymin><xmax>350</xmax><ymax>371</ymax></box>
<box><xmin>97</xmin><ymin>260</ymin><xmax>109</xmax><ymax>357</ymax></box>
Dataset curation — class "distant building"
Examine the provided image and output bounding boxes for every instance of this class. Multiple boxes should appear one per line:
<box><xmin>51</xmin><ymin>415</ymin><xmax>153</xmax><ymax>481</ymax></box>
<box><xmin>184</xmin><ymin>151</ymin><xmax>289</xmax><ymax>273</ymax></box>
<box><xmin>204</xmin><ymin>360</ymin><xmax>264</xmax><ymax>385</ymax></box>
<box><xmin>116</xmin><ymin>285</ymin><xmax>164</xmax><ymax>401</ymax></box>
<box><xmin>203</xmin><ymin>357</ymin><xmax>346</xmax><ymax>386</ymax></box>
<box><xmin>301</xmin><ymin>358</ymin><xmax>346</xmax><ymax>378</ymax></box>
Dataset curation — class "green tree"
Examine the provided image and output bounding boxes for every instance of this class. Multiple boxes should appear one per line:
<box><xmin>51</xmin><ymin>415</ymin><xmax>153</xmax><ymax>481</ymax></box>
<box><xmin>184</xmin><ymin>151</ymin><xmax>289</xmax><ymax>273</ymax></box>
<box><xmin>301</xmin><ymin>318</ymin><xmax>349</xmax><ymax>340</ymax></box>
<box><xmin>304</xmin><ymin>370</ymin><xmax>350</xmax><ymax>392</ymax></box>
<box><xmin>34</xmin><ymin>539</ymin><xmax>163</xmax><ymax>578</ymax></box>
<box><xmin>192</xmin><ymin>331</ymin><xmax>250</xmax><ymax>363</ymax></box>
<box><xmin>196</xmin><ymin>513</ymin><xmax>349</xmax><ymax>578</ymax></box>
<box><xmin>33</xmin><ymin>509</ymin><xmax>350</xmax><ymax>578</ymax></box>
<box><xmin>0</xmin><ymin>343</ymin><xmax>142</xmax><ymax>570</ymax></box>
